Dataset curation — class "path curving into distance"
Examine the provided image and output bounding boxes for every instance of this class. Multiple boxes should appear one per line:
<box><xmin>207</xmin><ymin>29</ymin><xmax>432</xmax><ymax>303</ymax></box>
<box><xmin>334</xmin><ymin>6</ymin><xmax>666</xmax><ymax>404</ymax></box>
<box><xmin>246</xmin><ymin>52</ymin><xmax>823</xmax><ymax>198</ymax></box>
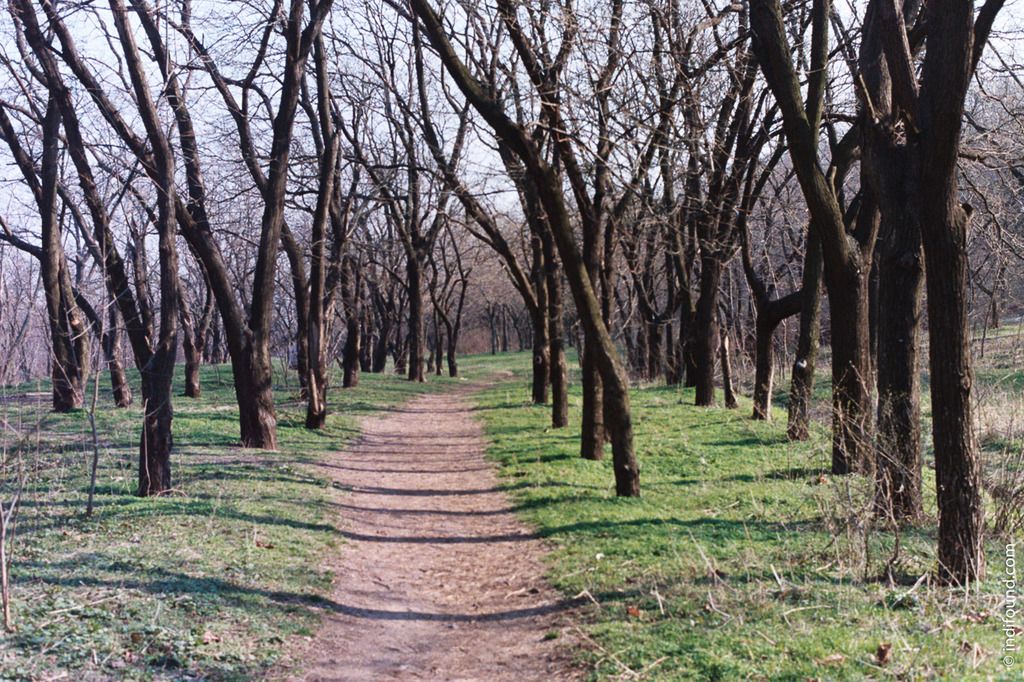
<box><xmin>289</xmin><ymin>384</ymin><xmax>579</xmax><ymax>681</ymax></box>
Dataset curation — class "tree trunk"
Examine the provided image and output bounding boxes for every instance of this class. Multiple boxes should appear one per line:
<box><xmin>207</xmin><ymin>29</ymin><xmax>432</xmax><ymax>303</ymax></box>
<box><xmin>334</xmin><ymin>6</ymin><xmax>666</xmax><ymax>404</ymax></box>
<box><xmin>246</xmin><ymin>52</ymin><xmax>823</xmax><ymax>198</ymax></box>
<box><xmin>104</xmin><ymin>306</ymin><xmax>132</xmax><ymax>408</ymax></box>
<box><xmin>343</xmin><ymin>314</ymin><xmax>360</xmax><ymax>388</ymax></box>
<box><xmin>234</xmin><ymin>350</ymin><xmax>278</xmax><ymax>449</ymax></box>
<box><xmin>394</xmin><ymin>330</ymin><xmax>408</xmax><ymax>375</ymax></box>
<box><xmin>489</xmin><ymin>308</ymin><xmax>498</xmax><ymax>354</ymax></box>
<box><xmin>580</xmin><ymin>339</ymin><xmax>605</xmax><ymax>460</ymax></box>
<box><xmin>138</xmin><ymin>370</ymin><xmax>174</xmax><ymax>496</ymax></box>
<box><xmin>407</xmin><ymin>258</ymin><xmax>425</xmax><ymax>382</ymax></box>
<box><xmin>749</xmin><ymin>291</ymin><xmax>802</xmax><ymax>421</ymax></box>
<box><xmin>544</xmin><ymin>231</ymin><xmax>569</xmax><ymax>428</ymax></box>
<box><xmin>752</xmin><ymin>316</ymin><xmax>774</xmax><ymax>420</ymax></box>
<box><xmin>647</xmin><ymin>321</ymin><xmax>663</xmax><ymax>381</ymax></box>
<box><xmin>283</xmin><ymin>227</ymin><xmax>311</xmax><ymax>400</ymax></box>
<box><xmin>531</xmin><ymin>308</ymin><xmax>550</xmax><ymax>404</ymax></box>
<box><xmin>500</xmin><ymin>306</ymin><xmax>510</xmax><ymax>352</ymax></box>
<box><xmin>40</xmin><ymin>101</ymin><xmax>86</xmax><ymax>413</ymax></box>
<box><xmin>924</xmin><ymin>206</ymin><xmax>984</xmax><ymax>585</ymax></box>
<box><xmin>825</xmin><ymin>265</ymin><xmax>873</xmax><ymax>475</ymax></box>
<box><xmin>372</xmin><ymin>320</ymin><xmax>390</xmax><ymax>372</ymax></box>
<box><xmin>305</xmin><ymin>310</ymin><xmax>329</xmax><ymax>427</ymax></box>
<box><xmin>359</xmin><ymin>320</ymin><xmax>373</xmax><ymax>373</ymax></box>
<box><xmin>180</xmin><ymin>305</ymin><xmax>202</xmax><ymax>398</ymax></box>
<box><xmin>446</xmin><ymin>333</ymin><xmax>458</xmax><ymax>377</ymax></box>
<box><xmin>665</xmin><ymin>319</ymin><xmax>681</xmax><ymax>386</ymax></box>
<box><xmin>788</xmin><ymin>232</ymin><xmax>823</xmax><ymax>440</ymax></box>
<box><xmin>433</xmin><ymin>322</ymin><xmax>444</xmax><ymax>377</ymax></box>
<box><xmin>693</xmin><ymin>256</ymin><xmax>722</xmax><ymax>406</ymax></box>
<box><xmin>874</xmin><ymin>201</ymin><xmax>924</xmax><ymax>523</ymax></box>
<box><xmin>720</xmin><ymin>330</ymin><xmax>738</xmax><ymax>409</ymax></box>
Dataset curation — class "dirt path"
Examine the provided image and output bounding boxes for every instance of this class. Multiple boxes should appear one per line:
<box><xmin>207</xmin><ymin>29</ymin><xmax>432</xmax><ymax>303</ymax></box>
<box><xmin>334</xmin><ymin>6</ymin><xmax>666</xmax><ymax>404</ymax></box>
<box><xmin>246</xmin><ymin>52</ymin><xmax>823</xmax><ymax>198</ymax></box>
<box><xmin>290</xmin><ymin>385</ymin><xmax>579</xmax><ymax>681</ymax></box>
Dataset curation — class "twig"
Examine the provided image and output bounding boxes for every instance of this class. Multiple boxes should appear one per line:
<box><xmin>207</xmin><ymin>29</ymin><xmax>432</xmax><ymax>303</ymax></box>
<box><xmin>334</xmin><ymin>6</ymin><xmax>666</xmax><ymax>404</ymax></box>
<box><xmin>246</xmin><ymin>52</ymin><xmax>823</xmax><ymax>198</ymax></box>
<box><xmin>573</xmin><ymin>588</ymin><xmax>600</xmax><ymax>607</ymax></box>
<box><xmin>782</xmin><ymin>604</ymin><xmax>830</xmax><ymax>626</ymax></box>
<box><xmin>650</xmin><ymin>586</ymin><xmax>665</xmax><ymax>615</ymax></box>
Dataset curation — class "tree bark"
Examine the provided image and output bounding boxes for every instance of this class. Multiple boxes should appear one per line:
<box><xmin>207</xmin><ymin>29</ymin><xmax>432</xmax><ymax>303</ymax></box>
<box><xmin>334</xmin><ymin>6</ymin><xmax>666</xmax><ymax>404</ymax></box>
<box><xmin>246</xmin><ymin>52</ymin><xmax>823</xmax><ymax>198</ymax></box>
<box><xmin>531</xmin><ymin>307</ymin><xmax>550</xmax><ymax>404</ymax></box>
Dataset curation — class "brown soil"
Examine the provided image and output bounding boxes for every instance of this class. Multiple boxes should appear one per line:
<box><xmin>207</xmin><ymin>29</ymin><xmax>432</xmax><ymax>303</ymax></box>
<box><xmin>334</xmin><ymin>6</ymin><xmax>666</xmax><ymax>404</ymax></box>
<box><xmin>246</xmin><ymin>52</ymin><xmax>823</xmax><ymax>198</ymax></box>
<box><xmin>283</xmin><ymin>384</ymin><xmax>580</xmax><ymax>681</ymax></box>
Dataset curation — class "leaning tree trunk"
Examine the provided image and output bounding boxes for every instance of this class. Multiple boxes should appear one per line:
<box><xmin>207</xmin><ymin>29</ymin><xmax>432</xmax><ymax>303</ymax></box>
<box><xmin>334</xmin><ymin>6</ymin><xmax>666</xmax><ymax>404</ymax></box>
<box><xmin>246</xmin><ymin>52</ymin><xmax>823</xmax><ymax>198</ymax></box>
<box><xmin>407</xmin><ymin>0</ymin><xmax>637</xmax><ymax>495</ymax></box>
<box><xmin>44</xmin><ymin>244</ymin><xmax>86</xmax><ymax>412</ymax></box>
<box><xmin>580</xmin><ymin>221</ymin><xmax>605</xmax><ymax>460</ymax></box>
<box><xmin>78</xmin><ymin>294</ymin><xmax>131</xmax><ymax>408</ymax></box>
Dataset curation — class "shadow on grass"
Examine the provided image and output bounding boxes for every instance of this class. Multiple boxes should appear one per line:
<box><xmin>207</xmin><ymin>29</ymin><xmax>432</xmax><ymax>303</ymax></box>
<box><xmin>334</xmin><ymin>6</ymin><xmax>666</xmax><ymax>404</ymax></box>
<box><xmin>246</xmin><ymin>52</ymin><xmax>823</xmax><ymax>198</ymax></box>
<box><xmin>21</xmin><ymin>561</ymin><xmax>584</xmax><ymax>624</ymax></box>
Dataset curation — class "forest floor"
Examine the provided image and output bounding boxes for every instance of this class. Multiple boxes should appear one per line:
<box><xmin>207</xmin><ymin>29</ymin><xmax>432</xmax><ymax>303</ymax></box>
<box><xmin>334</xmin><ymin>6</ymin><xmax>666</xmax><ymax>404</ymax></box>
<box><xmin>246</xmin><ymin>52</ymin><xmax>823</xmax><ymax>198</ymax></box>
<box><xmin>277</xmin><ymin>384</ymin><xmax>579</xmax><ymax>681</ymax></box>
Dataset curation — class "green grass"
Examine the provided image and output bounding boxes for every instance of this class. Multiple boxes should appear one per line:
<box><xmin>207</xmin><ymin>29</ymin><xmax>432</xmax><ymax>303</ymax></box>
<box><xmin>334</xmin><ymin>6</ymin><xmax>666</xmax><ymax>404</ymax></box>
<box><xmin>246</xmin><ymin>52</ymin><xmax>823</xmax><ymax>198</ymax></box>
<box><xmin>0</xmin><ymin>361</ymin><xmax>458</xmax><ymax>681</ymax></box>
<box><xmin>2</xmin><ymin>349</ymin><xmax>1020</xmax><ymax>680</ymax></box>
<box><xmin>466</xmin><ymin>352</ymin><xmax>1020</xmax><ymax>681</ymax></box>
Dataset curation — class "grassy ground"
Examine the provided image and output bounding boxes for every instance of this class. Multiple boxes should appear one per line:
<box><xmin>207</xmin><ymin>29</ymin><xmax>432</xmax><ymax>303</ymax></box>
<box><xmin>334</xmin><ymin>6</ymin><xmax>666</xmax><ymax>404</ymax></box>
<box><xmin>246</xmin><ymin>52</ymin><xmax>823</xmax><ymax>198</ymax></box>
<box><xmin>0</xmin><ymin>362</ymin><xmax>458</xmax><ymax>681</ymax></box>
<box><xmin>2</xmin><ymin>347</ymin><xmax>1020</xmax><ymax>680</ymax></box>
<box><xmin>464</xmin><ymin>352</ymin><xmax>1021</xmax><ymax>680</ymax></box>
